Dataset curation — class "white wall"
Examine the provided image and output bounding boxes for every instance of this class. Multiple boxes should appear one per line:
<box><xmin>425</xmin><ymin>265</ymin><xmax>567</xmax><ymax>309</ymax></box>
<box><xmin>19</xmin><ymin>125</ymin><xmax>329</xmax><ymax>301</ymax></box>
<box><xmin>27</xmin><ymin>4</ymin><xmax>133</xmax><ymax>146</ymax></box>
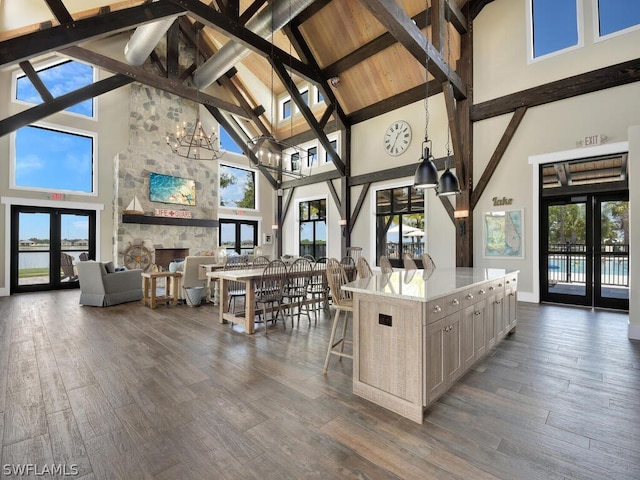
<box><xmin>628</xmin><ymin>125</ymin><xmax>640</xmax><ymax>340</ymax></box>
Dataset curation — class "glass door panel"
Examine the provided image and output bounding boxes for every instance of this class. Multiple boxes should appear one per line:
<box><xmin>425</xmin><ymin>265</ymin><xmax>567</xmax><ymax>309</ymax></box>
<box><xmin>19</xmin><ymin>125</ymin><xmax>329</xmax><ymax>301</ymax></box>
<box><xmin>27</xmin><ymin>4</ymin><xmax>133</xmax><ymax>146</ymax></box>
<box><xmin>220</xmin><ymin>222</ymin><xmax>237</xmax><ymax>255</ymax></box>
<box><xmin>17</xmin><ymin>212</ymin><xmax>51</xmax><ymax>286</ymax></box>
<box><xmin>240</xmin><ymin>223</ymin><xmax>256</xmax><ymax>256</ymax></box>
<box><xmin>60</xmin><ymin>213</ymin><xmax>89</xmax><ymax>283</ymax></box>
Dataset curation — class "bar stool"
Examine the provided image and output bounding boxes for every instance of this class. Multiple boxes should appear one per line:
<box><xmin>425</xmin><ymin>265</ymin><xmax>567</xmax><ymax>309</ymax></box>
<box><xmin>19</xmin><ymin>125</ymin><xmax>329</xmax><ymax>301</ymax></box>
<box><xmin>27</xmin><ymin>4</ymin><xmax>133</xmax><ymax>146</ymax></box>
<box><xmin>323</xmin><ymin>258</ymin><xmax>353</xmax><ymax>374</ymax></box>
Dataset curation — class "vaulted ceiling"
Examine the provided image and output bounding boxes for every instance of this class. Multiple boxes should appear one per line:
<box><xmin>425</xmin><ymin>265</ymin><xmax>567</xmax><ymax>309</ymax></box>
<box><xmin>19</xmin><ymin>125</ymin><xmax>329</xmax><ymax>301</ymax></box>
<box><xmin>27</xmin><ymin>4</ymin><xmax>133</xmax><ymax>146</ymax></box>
<box><xmin>0</xmin><ymin>0</ymin><xmax>486</xmax><ymax>178</ymax></box>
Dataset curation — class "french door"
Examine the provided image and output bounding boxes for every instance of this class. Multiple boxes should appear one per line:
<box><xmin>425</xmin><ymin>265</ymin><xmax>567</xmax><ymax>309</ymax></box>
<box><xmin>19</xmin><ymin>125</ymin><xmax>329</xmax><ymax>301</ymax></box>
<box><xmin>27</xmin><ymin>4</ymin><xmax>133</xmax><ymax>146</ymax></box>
<box><xmin>219</xmin><ymin>219</ymin><xmax>258</xmax><ymax>257</ymax></box>
<box><xmin>10</xmin><ymin>206</ymin><xmax>96</xmax><ymax>293</ymax></box>
<box><xmin>541</xmin><ymin>192</ymin><xmax>629</xmax><ymax>310</ymax></box>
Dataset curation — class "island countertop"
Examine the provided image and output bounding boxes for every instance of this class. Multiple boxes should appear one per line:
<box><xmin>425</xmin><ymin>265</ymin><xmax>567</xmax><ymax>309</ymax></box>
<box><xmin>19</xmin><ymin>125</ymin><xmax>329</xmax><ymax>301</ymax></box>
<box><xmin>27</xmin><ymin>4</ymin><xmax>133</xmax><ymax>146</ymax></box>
<box><xmin>343</xmin><ymin>267</ymin><xmax>519</xmax><ymax>303</ymax></box>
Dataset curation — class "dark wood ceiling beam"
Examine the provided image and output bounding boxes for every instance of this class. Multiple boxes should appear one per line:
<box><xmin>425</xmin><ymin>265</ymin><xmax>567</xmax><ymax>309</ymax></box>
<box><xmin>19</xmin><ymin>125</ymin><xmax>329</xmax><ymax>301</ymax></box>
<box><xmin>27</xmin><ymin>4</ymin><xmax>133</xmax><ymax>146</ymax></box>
<box><xmin>281</xmin><ymin>122</ymin><xmax>340</xmax><ymax>146</ymax></box>
<box><xmin>167</xmin><ymin>21</ymin><xmax>180</xmax><ymax>80</ymax></box>
<box><xmin>350</xmin><ymin>183</ymin><xmax>371</xmax><ymax>228</ymax></box>
<box><xmin>178</xmin><ymin>17</ymin><xmax>269</xmax><ymax>135</ymax></box>
<box><xmin>323</xmin><ymin>9</ymin><xmax>429</xmax><ymax>79</ymax></box>
<box><xmin>271</xmin><ymin>59</ymin><xmax>346</xmax><ymax>176</ymax></box>
<box><xmin>0</xmin><ymin>1</ymin><xmax>186</xmax><ymax>69</ymax></box>
<box><xmin>61</xmin><ymin>46</ymin><xmax>249</xmax><ymax>118</ymax></box>
<box><xmin>150</xmin><ymin>50</ymin><xmax>169</xmax><ymax>77</ymax></box>
<box><xmin>348</xmin><ymin>79</ymin><xmax>443</xmax><ymax>125</ymax></box>
<box><xmin>327</xmin><ymin>179</ymin><xmax>341</xmax><ymax>210</ymax></box>
<box><xmin>469</xmin><ymin>0</ymin><xmax>496</xmax><ymax>20</ymax></box>
<box><xmin>358</xmin><ymin>0</ymin><xmax>466</xmax><ymax>99</ymax></box>
<box><xmin>289</xmin><ymin>0</ymin><xmax>332</xmax><ymax>25</ymax></box>
<box><xmin>239</xmin><ymin>0</ymin><xmax>267</xmax><ymax>25</ymax></box>
<box><xmin>349</xmin><ymin>156</ymin><xmax>447</xmax><ymax>187</ymax></box>
<box><xmin>44</xmin><ymin>0</ymin><xmax>74</xmax><ymax>24</ymax></box>
<box><xmin>440</xmin><ymin>196</ymin><xmax>455</xmax><ymax>222</ymax></box>
<box><xmin>443</xmin><ymin>81</ymin><xmax>465</xmax><ymax>183</ymax></box>
<box><xmin>0</xmin><ymin>75</ymin><xmax>134</xmax><ymax>138</ymax></box>
<box><xmin>18</xmin><ymin>61</ymin><xmax>54</xmax><ymax>103</ymax></box>
<box><xmin>204</xmin><ymin>104</ymin><xmax>279</xmax><ymax>188</ymax></box>
<box><xmin>555</xmin><ymin>163</ymin><xmax>569</xmax><ymax>186</ymax></box>
<box><xmin>283</xmin><ymin>23</ymin><xmax>349</xmax><ymax>131</ymax></box>
<box><xmin>446</xmin><ymin>0</ymin><xmax>467</xmax><ymax>34</ymax></box>
<box><xmin>168</xmin><ymin>0</ymin><xmax>321</xmax><ymax>85</ymax></box>
<box><xmin>472</xmin><ymin>58</ymin><xmax>640</xmax><ymax>121</ymax></box>
<box><xmin>281</xmin><ymin>169</ymin><xmax>342</xmax><ymax>189</ymax></box>
<box><xmin>470</xmin><ymin>106</ymin><xmax>527</xmax><ymax>210</ymax></box>
<box><xmin>432</xmin><ymin>0</ymin><xmax>445</xmax><ymax>53</ymax></box>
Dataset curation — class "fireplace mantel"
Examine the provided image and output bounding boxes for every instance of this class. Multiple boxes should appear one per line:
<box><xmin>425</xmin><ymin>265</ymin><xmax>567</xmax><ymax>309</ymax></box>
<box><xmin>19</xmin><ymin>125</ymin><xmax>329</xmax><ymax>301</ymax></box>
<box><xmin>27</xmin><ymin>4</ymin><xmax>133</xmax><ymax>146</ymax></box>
<box><xmin>122</xmin><ymin>214</ymin><xmax>219</xmax><ymax>228</ymax></box>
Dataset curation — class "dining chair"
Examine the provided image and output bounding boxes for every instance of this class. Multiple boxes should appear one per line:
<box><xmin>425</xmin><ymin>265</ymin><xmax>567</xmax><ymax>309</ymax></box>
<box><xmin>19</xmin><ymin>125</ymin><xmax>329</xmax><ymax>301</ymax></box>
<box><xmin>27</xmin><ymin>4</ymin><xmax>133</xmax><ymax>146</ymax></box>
<box><xmin>356</xmin><ymin>256</ymin><xmax>373</xmax><ymax>279</ymax></box>
<box><xmin>252</xmin><ymin>255</ymin><xmax>270</xmax><ymax>268</ymax></box>
<box><xmin>224</xmin><ymin>256</ymin><xmax>247</xmax><ymax>314</ymax></box>
<box><xmin>403</xmin><ymin>253</ymin><xmax>418</xmax><ymax>271</ymax></box>
<box><xmin>284</xmin><ymin>257</ymin><xmax>312</xmax><ymax>326</ymax></box>
<box><xmin>255</xmin><ymin>259</ymin><xmax>288</xmax><ymax>335</ymax></box>
<box><xmin>340</xmin><ymin>255</ymin><xmax>356</xmax><ymax>282</ymax></box>
<box><xmin>307</xmin><ymin>257</ymin><xmax>329</xmax><ymax>320</ymax></box>
<box><xmin>379</xmin><ymin>255</ymin><xmax>393</xmax><ymax>274</ymax></box>
<box><xmin>302</xmin><ymin>254</ymin><xmax>316</xmax><ymax>262</ymax></box>
<box><xmin>323</xmin><ymin>258</ymin><xmax>353</xmax><ymax>374</ymax></box>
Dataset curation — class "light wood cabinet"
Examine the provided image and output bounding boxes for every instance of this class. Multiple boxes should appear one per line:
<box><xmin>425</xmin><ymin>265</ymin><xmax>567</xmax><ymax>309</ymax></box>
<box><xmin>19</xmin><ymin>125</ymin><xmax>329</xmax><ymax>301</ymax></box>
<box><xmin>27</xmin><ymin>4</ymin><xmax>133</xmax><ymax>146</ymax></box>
<box><xmin>425</xmin><ymin>310</ymin><xmax>462</xmax><ymax>405</ymax></box>
<box><xmin>349</xmin><ymin>269</ymin><xmax>518</xmax><ymax>424</ymax></box>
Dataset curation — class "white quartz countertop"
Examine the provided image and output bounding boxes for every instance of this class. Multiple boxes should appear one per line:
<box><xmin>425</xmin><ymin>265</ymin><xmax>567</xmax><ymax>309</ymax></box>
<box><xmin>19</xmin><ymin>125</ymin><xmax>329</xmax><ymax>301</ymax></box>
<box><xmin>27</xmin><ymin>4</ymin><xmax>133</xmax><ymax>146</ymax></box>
<box><xmin>342</xmin><ymin>267</ymin><xmax>519</xmax><ymax>303</ymax></box>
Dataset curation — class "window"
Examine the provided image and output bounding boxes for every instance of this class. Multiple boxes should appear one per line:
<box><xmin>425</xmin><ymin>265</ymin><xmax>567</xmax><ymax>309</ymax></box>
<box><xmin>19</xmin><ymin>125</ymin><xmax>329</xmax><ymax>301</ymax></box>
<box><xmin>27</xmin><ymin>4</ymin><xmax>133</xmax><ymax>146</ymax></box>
<box><xmin>307</xmin><ymin>146</ymin><xmax>318</xmax><ymax>167</ymax></box>
<box><xmin>375</xmin><ymin>186</ymin><xmax>425</xmax><ymax>267</ymax></box>
<box><xmin>15</xmin><ymin>60</ymin><xmax>94</xmax><ymax>117</ymax></box>
<box><xmin>326</xmin><ymin>139</ymin><xmax>337</xmax><ymax>163</ymax></box>
<box><xmin>596</xmin><ymin>0</ymin><xmax>640</xmax><ymax>37</ymax></box>
<box><xmin>300</xmin><ymin>88</ymin><xmax>309</xmax><ymax>106</ymax></box>
<box><xmin>219</xmin><ymin>164</ymin><xmax>256</xmax><ymax>209</ymax></box>
<box><xmin>316</xmin><ymin>88</ymin><xmax>324</xmax><ymax>104</ymax></box>
<box><xmin>219</xmin><ymin>219</ymin><xmax>258</xmax><ymax>256</ymax></box>
<box><xmin>282</xmin><ymin>99</ymin><xmax>292</xmax><ymax>120</ymax></box>
<box><xmin>299</xmin><ymin>199</ymin><xmax>327</xmax><ymax>259</ymax></box>
<box><xmin>291</xmin><ymin>152</ymin><xmax>301</xmax><ymax>171</ymax></box>
<box><xmin>14</xmin><ymin>125</ymin><xmax>95</xmax><ymax>193</ymax></box>
<box><xmin>530</xmin><ymin>0</ymin><xmax>579</xmax><ymax>58</ymax></box>
<box><xmin>219</xmin><ymin>125</ymin><xmax>243</xmax><ymax>154</ymax></box>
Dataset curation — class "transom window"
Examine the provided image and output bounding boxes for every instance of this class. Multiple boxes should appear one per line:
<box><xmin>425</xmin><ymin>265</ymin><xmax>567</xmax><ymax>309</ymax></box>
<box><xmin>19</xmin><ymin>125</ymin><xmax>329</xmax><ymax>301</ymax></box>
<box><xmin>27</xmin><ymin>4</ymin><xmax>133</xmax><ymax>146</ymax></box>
<box><xmin>219</xmin><ymin>164</ymin><xmax>256</xmax><ymax>209</ymax></box>
<box><xmin>15</xmin><ymin>59</ymin><xmax>94</xmax><ymax>117</ymax></box>
<box><xmin>219</xmin><ymin>125</ymin><xmax>243</xmax><ymax>154</ymax></box>
<box><xmin>530</xmin><ymin>0</ymin><xmax>579</xmax><ymax>58</ymax></box>
<box><xmin>14</xmin><ymin>125</ymin><xmax>95</xmax><ymax>194</ymax></box>
<box><xmin>596</xmin><ymin>0</ymin><xmax>640</xmax><ymax>37</ymax></box>
<box><xmin>375</xmin><ymin>186</ymin><xmax>425</xmax><ymax>268</ymax></box>
<box><xmin>299</xmin><ymin>199</ymin><xmax>327</xmax><ymax>259</ymax></box>
<box><xmin>307</xmin><ymin>146</ymin><xmax>318</xmax><ymax>167</ymax></box>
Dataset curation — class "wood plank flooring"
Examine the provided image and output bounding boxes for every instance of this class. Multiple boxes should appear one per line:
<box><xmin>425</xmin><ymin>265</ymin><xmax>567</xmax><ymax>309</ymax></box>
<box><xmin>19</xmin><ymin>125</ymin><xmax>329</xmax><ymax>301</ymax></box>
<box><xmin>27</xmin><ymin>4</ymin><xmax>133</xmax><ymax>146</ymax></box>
<box><xmin>0</xmin><ymin>292</ymin><xmax>638</xmax><ymax>479</ymax></box>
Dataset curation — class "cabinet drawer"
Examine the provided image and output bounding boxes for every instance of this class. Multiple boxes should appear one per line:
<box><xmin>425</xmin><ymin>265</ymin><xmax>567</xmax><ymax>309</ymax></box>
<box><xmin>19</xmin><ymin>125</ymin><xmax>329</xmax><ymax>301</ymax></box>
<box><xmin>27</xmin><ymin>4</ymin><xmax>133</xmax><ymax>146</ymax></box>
<box><xmin>462</xmin><ymin>282</ymin><xmax>490</xmax><ymax>308</ymax></box>
<box><xmin>426</xmin><ymin>293</ymin><xmax>462</xmax><ymax>323</ymax></box>
<box><xmin>505</xmin><ymin>274</ymin><xmax>518</xmax><ymax>291</ymax></box>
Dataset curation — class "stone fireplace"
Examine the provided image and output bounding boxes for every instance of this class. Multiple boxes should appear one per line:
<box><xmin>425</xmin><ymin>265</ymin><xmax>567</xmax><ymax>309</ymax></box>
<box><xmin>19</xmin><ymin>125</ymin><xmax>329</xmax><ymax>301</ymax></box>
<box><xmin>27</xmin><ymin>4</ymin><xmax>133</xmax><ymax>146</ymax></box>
<box><xmin>113</xmin><ymin>83</ymin><xmax>220</xmax><ymax>267</ymax></box>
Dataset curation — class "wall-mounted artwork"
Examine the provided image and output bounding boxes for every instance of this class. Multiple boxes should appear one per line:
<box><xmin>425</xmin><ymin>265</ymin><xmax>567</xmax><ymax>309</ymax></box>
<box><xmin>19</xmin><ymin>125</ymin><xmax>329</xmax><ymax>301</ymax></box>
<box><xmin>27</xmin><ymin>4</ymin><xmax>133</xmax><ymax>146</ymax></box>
<box><xmin>483</xmin><ymin>209</ymin><xmax>524</xmax><ymax>258</ymax></box>
<box><xmin>149</xmin><ymin>172</ymin><xmax>196</xmax><ymax>206</ymax></box>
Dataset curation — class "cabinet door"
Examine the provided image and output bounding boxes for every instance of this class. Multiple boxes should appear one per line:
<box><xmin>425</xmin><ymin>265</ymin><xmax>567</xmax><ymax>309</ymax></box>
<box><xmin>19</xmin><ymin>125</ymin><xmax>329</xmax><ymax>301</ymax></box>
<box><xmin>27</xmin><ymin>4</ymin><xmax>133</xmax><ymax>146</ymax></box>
<box><xmin>425</xmin><ymin>319</ymin><xmax>447</xmax><ymax>404</ymax></box>
<box><xmin>444</xmin><ymin>311</ymin><xmax>463</xmax><ymax>384</ymax></box>
<box><xmin>495</xmin><ymin>292</ymin><xmax>506</xmax><ymax>340</ymax></box>
<box><xmin>506</xmin><ymin>289</ymin><xmax>517</xmax><ymax>332</ymax></box>
<box><xmin>472</xmin><ymin>300</ymin><xmax>487</xmax><ymax>359</ymax></box>
<box><xmin>486</xmin><ymin>294</ymin><xmax>498</xmax><ymax>349</ymax></box>
<box><xmin>461</xmin><ymin>305</ymin><xmax>476</xmax><ymax>371</ymax></box>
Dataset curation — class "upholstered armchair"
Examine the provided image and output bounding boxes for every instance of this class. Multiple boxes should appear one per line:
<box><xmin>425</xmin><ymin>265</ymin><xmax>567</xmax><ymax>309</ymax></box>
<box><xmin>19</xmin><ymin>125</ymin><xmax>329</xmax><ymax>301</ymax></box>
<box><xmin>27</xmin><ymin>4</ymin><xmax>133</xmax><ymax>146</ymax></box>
<box><xmin>76</xmin><ymin>261</ymin><xmax>142</xmax><ymax>306</ymax></box>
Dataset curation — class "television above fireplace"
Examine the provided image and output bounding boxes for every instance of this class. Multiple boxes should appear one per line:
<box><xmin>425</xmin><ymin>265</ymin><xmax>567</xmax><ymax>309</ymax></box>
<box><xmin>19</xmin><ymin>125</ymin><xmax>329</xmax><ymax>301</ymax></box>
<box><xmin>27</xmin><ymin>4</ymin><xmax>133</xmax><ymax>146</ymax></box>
<box><xmin>149</xmin><ymin>172</ymin><xmax>196</xmax><ymax>206</ymax></box>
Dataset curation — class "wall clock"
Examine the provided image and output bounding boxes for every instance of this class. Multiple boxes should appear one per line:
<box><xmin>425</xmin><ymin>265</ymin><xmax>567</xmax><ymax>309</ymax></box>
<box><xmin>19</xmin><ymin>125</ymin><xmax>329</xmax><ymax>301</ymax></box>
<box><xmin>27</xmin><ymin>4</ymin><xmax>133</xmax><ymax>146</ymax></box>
<box><xmin>384</xmin><ymin>120</ymin><xmax>412</xmax><ymax>156</ymax></box>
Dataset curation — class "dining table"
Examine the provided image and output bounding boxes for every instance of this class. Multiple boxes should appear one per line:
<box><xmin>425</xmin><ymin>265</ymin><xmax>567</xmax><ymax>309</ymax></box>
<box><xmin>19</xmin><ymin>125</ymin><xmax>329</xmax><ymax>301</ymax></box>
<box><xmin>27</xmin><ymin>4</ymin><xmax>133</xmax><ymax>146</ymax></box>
<box><xmin>207</xmin><ymin>264</ymin><xmax>329</xmax><ymax>334</ymax></box>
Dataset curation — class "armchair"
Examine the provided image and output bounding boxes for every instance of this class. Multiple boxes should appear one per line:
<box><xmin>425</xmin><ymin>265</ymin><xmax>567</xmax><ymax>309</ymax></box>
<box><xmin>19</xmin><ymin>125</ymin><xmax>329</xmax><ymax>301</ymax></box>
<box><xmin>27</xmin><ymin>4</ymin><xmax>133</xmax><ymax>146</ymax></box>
<box><xmin>76</xmin><ymin>261</ymin><xmax>142</xmax><ymax>306</ymax></box>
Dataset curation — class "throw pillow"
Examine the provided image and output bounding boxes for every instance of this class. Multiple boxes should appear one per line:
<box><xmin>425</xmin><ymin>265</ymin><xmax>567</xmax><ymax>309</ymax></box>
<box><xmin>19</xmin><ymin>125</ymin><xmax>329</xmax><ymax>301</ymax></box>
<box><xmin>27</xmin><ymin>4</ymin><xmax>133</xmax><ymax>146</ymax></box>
<box><xmin>103</xmin><ymin>261</ymin><xmax>115</xmax><ymax>273</ymax></box>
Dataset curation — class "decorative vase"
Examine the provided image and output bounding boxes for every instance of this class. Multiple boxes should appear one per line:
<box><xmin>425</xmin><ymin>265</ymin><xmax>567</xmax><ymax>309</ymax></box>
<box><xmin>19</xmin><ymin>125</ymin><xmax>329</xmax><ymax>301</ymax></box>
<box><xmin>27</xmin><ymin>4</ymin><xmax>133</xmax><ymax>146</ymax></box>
<box><xmin>169</xmin><ymin>261</ymin><xmax>178</xmax><ymax>273</ymax></box>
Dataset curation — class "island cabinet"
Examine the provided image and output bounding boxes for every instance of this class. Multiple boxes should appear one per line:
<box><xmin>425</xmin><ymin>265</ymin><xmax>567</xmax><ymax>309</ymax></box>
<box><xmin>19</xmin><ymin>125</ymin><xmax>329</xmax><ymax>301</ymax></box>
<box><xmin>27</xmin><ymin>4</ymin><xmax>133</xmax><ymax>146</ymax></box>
<box><xmin>346</xmin><ymin>268</ymin><xmax>518</xmax><ymax>424</ymax></box>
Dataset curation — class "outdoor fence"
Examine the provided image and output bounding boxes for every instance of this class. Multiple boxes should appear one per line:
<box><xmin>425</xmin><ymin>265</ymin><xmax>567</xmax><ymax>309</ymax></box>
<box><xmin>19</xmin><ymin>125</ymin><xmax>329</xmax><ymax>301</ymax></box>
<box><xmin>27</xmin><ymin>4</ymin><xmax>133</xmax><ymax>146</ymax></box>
<box><xmin>547</xmin><ymin>243</ymin><xmax>629</xmax><ymax>287</ymax></box>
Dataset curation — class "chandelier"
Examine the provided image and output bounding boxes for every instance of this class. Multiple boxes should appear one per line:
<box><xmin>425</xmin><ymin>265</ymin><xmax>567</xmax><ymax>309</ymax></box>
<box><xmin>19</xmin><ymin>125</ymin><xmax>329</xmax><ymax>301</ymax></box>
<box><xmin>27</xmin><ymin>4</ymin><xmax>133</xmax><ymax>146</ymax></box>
<box><xmin>166</xmin><ymin>117</ymin><xmax>223</xmax><ymax>160</ymax></box>
<box><xmin>247</xmin><ymin>135</ymin><xmax>306</xmax><ymax>178</ymax></box>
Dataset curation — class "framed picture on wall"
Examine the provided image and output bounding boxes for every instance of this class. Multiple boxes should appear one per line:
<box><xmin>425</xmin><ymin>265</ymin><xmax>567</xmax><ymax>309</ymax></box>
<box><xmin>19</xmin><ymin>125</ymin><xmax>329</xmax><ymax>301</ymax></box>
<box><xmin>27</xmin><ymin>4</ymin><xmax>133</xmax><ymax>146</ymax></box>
<box><xmin>483</xmin><ymin>209</ymin><xmax>524</xmax><ymax>258</ymax></box>
<box><xmin>149</xmin><ymin>172</ymin><xmax>196</xmax><ymax>206</ymax></box>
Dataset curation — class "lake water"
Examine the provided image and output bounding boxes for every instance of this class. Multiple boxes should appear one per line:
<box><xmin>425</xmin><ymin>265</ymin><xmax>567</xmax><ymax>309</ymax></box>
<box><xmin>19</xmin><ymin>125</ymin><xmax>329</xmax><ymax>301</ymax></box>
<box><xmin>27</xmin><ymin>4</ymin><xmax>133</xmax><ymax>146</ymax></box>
<box><xmin>19</xmin><ymin>251</ymin><xmax>85</xmax><ymax>269</ymax></box>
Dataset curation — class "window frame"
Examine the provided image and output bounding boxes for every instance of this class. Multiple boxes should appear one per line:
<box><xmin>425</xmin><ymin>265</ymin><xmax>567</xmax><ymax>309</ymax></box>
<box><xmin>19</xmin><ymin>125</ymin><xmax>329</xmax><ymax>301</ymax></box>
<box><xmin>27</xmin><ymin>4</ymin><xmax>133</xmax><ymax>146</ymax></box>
<box><xmin>593</xmin><ymin>0</ymin><xmax>640</xmax><ymax>42</ymax></box>
<box><xmin>218</xmin><ymin>161</ymin><xmax>259</xmax><ymax>211</ymax></box>
<box><xmin>11</xmin><ymin>57</ymin><xmax>97</xmax><ymax>120</ymax></box>
<box><xmin>10</xmin><ymin>121</ymin><xmax>98</xmax><ymax>196</ymax></box>
<box><xmin>526</xmin><ymin>0</ymin><xmax>584</xmax><ymax>63</ymax></box>
<box><xmin>297</xmin><ymin>197</ymin><xmax>328</xmax><ymax>259</ymax></box>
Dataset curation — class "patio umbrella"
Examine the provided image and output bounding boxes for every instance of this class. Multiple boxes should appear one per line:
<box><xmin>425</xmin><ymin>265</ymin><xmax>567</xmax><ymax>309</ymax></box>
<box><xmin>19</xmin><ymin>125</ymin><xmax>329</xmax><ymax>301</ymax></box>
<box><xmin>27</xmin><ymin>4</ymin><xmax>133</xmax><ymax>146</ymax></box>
<box><xmin>387</xmin><ymin>224</ymin><xmax>422</xmax><ymax>234</ymax></box>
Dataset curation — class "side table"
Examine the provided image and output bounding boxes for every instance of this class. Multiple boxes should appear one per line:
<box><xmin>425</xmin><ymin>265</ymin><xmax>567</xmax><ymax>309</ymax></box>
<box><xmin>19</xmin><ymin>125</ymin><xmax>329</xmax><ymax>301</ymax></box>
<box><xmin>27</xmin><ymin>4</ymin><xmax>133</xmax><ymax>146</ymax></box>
<box><xmin>142</xmin><ymin>271</ymin><xmax>182</xmax><ymax>308</ymax></box>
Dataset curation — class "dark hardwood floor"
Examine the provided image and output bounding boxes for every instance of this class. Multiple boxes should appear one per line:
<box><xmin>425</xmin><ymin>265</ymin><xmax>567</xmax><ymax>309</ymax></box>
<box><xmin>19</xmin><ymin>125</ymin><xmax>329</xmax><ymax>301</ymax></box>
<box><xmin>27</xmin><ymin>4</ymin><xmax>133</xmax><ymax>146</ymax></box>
<box><xmin>0</xmin><ymin>291</ymin><xmax>638</xmax><ymax>479</ymax></box>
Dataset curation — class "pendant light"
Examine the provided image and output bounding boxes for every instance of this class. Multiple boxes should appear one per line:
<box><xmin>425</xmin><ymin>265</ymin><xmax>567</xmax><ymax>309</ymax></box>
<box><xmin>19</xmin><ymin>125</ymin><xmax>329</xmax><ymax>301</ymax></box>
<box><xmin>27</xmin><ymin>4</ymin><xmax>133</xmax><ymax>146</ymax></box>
<box><xmin>414</xmin><ymin>0</ymin><xmax>438</xmax><ymax>190</ymax></box>
<box><xmin>437</xmin><ymin>6</ymin><xmax>461</xmax><ymax>197</ymax></box>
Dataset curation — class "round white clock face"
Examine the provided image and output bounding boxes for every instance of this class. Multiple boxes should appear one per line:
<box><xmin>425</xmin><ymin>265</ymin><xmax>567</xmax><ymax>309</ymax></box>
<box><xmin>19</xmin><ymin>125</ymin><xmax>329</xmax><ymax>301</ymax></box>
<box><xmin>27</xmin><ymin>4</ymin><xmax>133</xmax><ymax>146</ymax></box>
<box><xmin>384</xmin><ymin>120</ymin><xmax>412</xmax><ymax>156</ymax></box>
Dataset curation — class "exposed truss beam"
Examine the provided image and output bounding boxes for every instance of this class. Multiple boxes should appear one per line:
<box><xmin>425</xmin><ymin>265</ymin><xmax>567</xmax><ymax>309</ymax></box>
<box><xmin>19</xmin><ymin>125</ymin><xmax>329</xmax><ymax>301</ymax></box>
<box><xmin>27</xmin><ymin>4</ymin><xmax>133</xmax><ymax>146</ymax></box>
<box><xmin>0</xmin><ymin>1</ymin><xmax>186</xmax><ymax>69</ymax></box>
<box><xmin>44</xmin><ymin>0</ymin><xmax>74</xmax><ymax>24</ymax></box>
<box><xmin>470</xmin><ymin>106</ymin><xmax>527</xmax><ymax>210</ymax></box>
<box><xmin>168</xmin><ymin>0</ymin><xmax>321</xmax><ymax>85</ymax></box>
<box><xmin>0</xmin><ymin>75</ymin><xmax>134</xmax><ymax>138</ymax></box>
<box><xmin>472</xmin><ymin>58</ymin><xmax>640</xmax><ymax>121</ymax></box>
<box><xmin>18</xmin><ymin>61</ymin><xmax>54</xmax><ymax>103</ymax></box>
<box><xmin>350</xmin><ymin>183</ymin><xmax>371</xmax><ymax>228</ymax></box>
<box><xmin>61</xmin><ymin>46</ymin><xmax>249</xmax><ymax>118</ymax></box>
<box><xmin>358</xmin><ymin>0</ymin><xmax>466</xmax><ymax>99</ymax></box>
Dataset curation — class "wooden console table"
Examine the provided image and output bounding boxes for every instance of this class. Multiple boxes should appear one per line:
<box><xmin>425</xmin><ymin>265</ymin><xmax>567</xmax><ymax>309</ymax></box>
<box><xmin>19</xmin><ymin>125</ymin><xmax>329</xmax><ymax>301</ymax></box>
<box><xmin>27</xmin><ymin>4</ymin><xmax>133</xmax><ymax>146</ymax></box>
<box><xmin>142</xmin><ymin>271</ymin><xmax>182</xmax><ymax>308</ymax></box>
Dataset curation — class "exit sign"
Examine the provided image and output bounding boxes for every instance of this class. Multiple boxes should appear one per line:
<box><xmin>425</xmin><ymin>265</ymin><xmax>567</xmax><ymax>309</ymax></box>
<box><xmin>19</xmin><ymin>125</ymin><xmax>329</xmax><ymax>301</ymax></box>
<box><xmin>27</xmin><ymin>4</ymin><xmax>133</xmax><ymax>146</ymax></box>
<box><xmin>584</xmin><ymin>134</ymin><xmax>603</xmax><ymax>146</ymax></box>
<box><xmin>50</xmin><ymin>193</ymin><xmax>64</xmax><ymax>201</ymax></box>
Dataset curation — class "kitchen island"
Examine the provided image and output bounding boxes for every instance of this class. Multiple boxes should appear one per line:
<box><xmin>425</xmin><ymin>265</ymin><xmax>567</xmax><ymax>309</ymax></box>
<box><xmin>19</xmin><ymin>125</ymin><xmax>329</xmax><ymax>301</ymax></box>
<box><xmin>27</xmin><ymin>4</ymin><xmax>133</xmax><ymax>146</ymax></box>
<box><xmin>343</xmin><ymin>267</ymin><xmax>518</xmax><ymax>424</ymax></box>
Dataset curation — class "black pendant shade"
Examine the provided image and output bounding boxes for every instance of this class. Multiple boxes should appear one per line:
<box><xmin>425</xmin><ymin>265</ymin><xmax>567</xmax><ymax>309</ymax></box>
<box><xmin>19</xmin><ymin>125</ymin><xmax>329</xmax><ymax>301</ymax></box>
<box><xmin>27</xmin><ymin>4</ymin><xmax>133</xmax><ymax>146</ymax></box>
<box><xmin>414</xmin><ymin>145</ymin><xmax>439</xmax><ymax>189</ymax></box>
<box><xmin>437</xmin><ymin>168</ymin><xmax>461</xmax><ymax>196</ymax></box>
